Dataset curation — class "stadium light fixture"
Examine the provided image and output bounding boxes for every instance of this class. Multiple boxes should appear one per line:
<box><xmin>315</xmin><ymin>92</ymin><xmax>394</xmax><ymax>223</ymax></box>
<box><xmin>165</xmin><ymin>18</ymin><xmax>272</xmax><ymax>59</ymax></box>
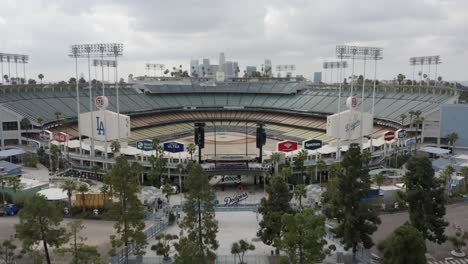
<box><xmin>324</xmin><ymin>61</ymin><xmax>348</xmax><ymax>84</ymax></box>
<box><xmin>409</xmin><ymin>55</ymin><xmax>441</xmax><ymax>86</ymax></box>
<box><xmin>0</xmin><ymin>53</ymin><xmax>28</xmax><ymax>85</ymax></box>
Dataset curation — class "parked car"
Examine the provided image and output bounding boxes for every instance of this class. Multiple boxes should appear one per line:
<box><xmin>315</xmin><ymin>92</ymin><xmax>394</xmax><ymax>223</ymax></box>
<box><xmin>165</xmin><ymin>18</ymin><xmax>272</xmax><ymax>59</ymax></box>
<box><xmin>3</xmin><ymin>204</ymin><xmax>19</xmax><ymax>216</ymax></box>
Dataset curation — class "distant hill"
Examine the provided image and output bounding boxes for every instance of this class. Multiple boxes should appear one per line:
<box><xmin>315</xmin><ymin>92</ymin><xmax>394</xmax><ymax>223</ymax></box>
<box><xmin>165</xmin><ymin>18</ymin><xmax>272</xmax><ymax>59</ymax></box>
<box><xmin>460</xmin><ymin>81</ymin><xmax>468</xmax><ymax>87</ymax></box>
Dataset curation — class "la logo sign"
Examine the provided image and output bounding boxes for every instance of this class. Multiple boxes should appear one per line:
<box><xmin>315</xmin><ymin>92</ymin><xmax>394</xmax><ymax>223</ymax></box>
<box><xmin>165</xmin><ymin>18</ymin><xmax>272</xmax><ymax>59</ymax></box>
<box><xmin>278</xmin><ymin>140</ymin><xmax>299</xmax><ymax>152</ymax></box>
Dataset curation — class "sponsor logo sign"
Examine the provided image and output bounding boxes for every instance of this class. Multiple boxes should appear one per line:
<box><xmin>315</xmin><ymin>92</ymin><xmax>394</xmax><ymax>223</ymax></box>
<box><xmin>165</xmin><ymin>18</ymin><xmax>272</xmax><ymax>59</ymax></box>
<box><xmin>384</xmin><ymin>131</ymin><xmax>395</xmax><ymax>141</ymax></box>
<box><xmin>278</xmin><ymin>140</ymin><xmax>299</xmax><ymax>152</ymax></box>
<box><xmin>224</xmin><ymin>192</ymin><xmax>249</xmax><ymax>206</ymax></box>
<box><xmin>397</xmin><ymin>129</ymin><xmax>407</xmax><ymax>139</ymax></box>
<box><xmin>53</xmin><ymin>132</ymin><xmax>68</xmax><ymax>143</ymax></box>
<box><xmin>163</xmin><ymin>141</ymin><xmax>185</xmax><ymax>153</ymax></box>
<box><xmin>95</xmin><ymin>96</ymin><xmax>109</xmax><ymax>110</ymax></box>
<box><xmin>346</xmin><ymin>96</ymin><xmax>358</xmax><ymax>109</ymax></box>
<box><xmin>303</xmin><ymin>139</ymin><xmax>322</xmax><ymax>150</ymax></box>
<box><xmin>40</xmin><ymin>130</ymin><xmax>52</xmax><ymax>141</ymax></box>
<box><xmin>405</xmin><ymin>138</ymin><xmax>416</xmax><ymax>146</ymax></box>
<box><xmin>136</xmin><ymin>139</ymin><xmax>155</xmax><ymax>151</ymax></box>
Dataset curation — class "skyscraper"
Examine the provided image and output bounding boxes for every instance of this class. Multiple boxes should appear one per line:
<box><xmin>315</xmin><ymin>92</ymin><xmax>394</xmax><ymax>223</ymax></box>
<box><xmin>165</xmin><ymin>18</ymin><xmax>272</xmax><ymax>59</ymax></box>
<box><xmin>219</xmin><ymin>53</ymin><xmax>226</xmax><ymax>73</ymax></box>
<box><xmin>264</xmin><ymin>59</ymin><xmax>272</xmax><ymax>77</ymax></box>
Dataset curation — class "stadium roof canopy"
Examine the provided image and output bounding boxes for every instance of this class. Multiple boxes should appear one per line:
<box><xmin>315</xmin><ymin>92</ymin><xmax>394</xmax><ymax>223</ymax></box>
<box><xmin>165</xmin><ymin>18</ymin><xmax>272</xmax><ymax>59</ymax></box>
<box><xmin>0</xmin><ymin>149</ymin><xmax>26</xmax><ymax>159</ymax></box>
<box><xmin>419</xmin><ymin>146</ymin><xmax>450</xmax><ymax>155</ymax></box>
<box><xmin>143</xmin><ymin>82</ymin><xmax>300</xmax><ymax>95</ymax></box>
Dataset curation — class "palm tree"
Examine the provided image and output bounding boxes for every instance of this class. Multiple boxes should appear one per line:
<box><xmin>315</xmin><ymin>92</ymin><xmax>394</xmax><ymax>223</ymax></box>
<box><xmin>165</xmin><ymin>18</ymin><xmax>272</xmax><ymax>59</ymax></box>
<box><xmin>20</xmin><ymin>117</ymin><xmax>31</xmax><ymax>144</ymax></box>
<box><xmin>131</xmin><ymin>162</ymin><xmax>144</xmax><ymax>185</ymax></box>
<box><xmin>91</xmin><ymin>164</ymin><xmax>101</xmax><ymax>181</ymax></box>
<box><xmin>408</xmin><ymin>110</ymin><xmax>415</xmax><ymax>132</ymax></box>
<box><xmin>447</xmin><ymin>132</ymin><xmax>459</xmax><ymax>154</ymax></box>
<box><xmin>0</xmin><ymin>176</ymin><xmax>7</xmax><ymax>203</ymax></box>
<box><xmin>316</xmin><ymin>159</ymin><xmax>327</xmax><ymax>184</ymax></box>
<box><xmin>293</xmin><ymin>184</ymin><xmax>307</xmax><ymax>210</ymax></box>
<box><xmin>441</xmin><ymin>165</ymin><xmax>455</xmax><ymax>197</ymax></box>
<box><xmin>110</xmin><ymin>140</ymin><xmax>121</xmax><ymax>154</ymax></box>
<box><xmin>38</xmin><ymin>73</ymin><xmax>44</xmax><ymax>84</ymax></box>
<box><xmin>270</xmin><ymin>152</ymin><xmax>281</xmax><ymax>176</ymax></box>
<box><xmin>50</xmin><ymin>144</ymin><xmax>61</xmax><ymax>172</ymax></box>
<box><xmin>77</xmin><ymin>183</ymin><xmax>89</xmax><ymax>213</ymax></box>
<box><xmin>60</xmin><ymin>179</ymin><xmax>77</xmax><ymax>208</ymax></box>
<box><xmin>176</xmin><ymin>163</ymin><xmax>184</xmax><ymax>193</ymax></box>
<box><xmin>460</xmin><ymin>166</ymin><xmax>468</xmax><ymax>191</ymax></box>
<box><xmin>373</xmin><ymin>173</ymin><xmax>385</xmax><ymax>190</ymax></box>
<box><xmin>187</xmin><ymin>143</ymin><xmax>196</xmax><ymax>161</ymax></box>
<box><xmin>54</xmin><ymin>111</ymin><xmax>62</xmax><ymax>122</ymax></box>
<box><xmin>399</xmin><ymin>113</ymin><xmax>407</xmax><ymax>128</ymax></box>
<box><xmin>37</xmin><ymin>117</ymin><xmax>44</xmax><ymax>130</ymax></box>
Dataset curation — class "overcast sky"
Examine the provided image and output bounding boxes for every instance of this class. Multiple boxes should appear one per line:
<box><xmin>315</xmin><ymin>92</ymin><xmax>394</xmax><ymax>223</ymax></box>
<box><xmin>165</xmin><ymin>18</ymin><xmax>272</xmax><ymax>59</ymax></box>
<box><xmin>1</xmin><ymin>0</ymin><xmax>467</xmax><ymax>82</ymax></box>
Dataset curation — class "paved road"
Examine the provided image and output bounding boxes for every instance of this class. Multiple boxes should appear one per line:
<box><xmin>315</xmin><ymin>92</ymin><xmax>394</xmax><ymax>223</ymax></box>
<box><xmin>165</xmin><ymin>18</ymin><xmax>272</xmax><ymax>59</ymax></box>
<box><xmin>372</xmin><ymin>202</ymin><xmax>468</xmax><ymax>261</ymax></box>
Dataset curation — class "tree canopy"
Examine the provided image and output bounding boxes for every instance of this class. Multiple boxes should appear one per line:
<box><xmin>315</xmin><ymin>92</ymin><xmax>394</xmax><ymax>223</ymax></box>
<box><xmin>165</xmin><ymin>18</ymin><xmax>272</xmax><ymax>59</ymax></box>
<box><xmin>324</xmin><ymin>143</ymin><xmax>380</xmax><ymax>255</ymax></box>
<box><xmin>404</xmin><ymin>155</ymin><xmax>448</xmax><ymax>244</ymax></box>
<box><xmin>383</xmin><ymin>225</ymin><xmax>427</xmax><ymax>264</ymax></box>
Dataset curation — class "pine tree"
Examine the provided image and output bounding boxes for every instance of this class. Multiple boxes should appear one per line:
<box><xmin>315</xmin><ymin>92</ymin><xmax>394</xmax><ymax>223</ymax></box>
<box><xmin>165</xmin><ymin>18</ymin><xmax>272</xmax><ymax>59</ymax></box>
<box><xmin>15</xmin><ymin>195</ymin><xmax>69</xmax><ymax>264</ymax></box>
<box><xmin>107</xmin><ymin>156</ymin><xmax>147</xmax><ymax>262</ymax></box>
<box><xmin>276</xmin><ymin>209</ymin><xmax>334</xmax><ymax>264</ymax></box>
<box><xmin>179</xmin><ymin>164</ymin><xmax>218</xmax><ymax>260</ymax></box>
<box><xmin>257</xmin><ymin>175</ymin><xmax>292</xmax><ymax>249</ymax></box>
<box><xmin>404</xmin><ymin>155</ymin><xmax>448</xmax><ymax>244</ymax></box>
<box><xmin>324</xmin><ymin>143</ymin><xmax>381</xmax><ymax>256</ymax></box>
<box><xmin>383</xmin><ymin>225</ymin><xmax>427</xmax><ymax>264</ymax></box>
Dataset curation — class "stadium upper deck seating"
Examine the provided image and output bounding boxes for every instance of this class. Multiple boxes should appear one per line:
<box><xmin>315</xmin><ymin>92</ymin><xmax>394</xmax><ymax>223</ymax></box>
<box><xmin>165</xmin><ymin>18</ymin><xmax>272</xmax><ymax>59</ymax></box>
<box><xmin>0</xmin><ymin>82</ymin><xmax>455</xmax><ymax>125</ymax></box>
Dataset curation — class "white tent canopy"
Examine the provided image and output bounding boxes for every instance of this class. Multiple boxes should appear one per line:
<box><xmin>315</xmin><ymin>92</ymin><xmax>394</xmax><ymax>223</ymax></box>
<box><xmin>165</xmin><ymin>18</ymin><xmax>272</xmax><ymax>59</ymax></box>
<box><xmin>37</xmin><ymin>188</ymin><xmax>68</xmax><ymax>201</ymax></box>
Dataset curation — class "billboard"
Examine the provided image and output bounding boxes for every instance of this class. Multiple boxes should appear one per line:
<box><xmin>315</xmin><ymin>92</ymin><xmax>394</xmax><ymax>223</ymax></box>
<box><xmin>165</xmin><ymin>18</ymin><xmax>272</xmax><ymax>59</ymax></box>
<box><xmin>384</xmin><ymin>131</ymin><xmax>395</xmax><ymax>141</ymax></box>
<box><xmin>136</xmin><ymin>139</ymin><xmax>155</xmax><ymax>151</ymax></box>
<box><xmin>326</xmin><ymin>109</ymin><xmax>373</xmax><ymax>141</ymax></box>
<box><xmin>396</xmin><ymin>129</ymin><xmax>407</xmax><ymax>139</ymax></box>
<box><xmin>40</xmin><ymin>130</ymin><xmax>52</xmax><ymax>141</ymax></box>
<box><xmin>79</xmin><ymin>110</ymin><xmax>130</xmax><ymax>142</ymax></box>
<box><xmin>303</xmin><ymin>139</ymin><xmax>322</xmax><ymax>150</ymax></box>
<box><xmin>53</xmin><ymin>132</ymin><xmax>68</xmax><ymax>143</ymax></box>
<box><xmin>278</xmin><ymin>140</ymin><xmax>299</xmax><ymax>152</ymax></box>
<box><xmin>163</xmin><ymin>141</ymin><xmax>185</xmax><ymax>153</ymax></box>
<box><xmin>405</xmin><ymin>138</ymin><xmax>416</xmax><ymax>147</ymax></box>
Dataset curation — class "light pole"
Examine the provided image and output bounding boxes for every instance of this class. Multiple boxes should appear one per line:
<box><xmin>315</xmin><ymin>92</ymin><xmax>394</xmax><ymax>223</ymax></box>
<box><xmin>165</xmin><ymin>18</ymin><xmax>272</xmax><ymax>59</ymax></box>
<box><xmin>410</xmin><ymin>57</ymin><xmax>417</xmax><ymax>86</ymax></box>
<box><xmin>370</xmin><ymin>49</ymin><xmax>383</xmax><ymax>152</ymax></box>
<box><xmin>322</xmin><ymin>62</ymin><xmax>328</xmax><ymax>84</ymax></box>
<box><xmin>335</xmin><ymin>46</ymin><xmax>346</xmax><ymax>159</ymax></box>
<box><xmin>21</xmin><ymin>55</ymin><xmax>28</xmax><ymax>84</ymax></box>
<box><xmin>0</xmin><ymin>54</ymin><xmax>3</xmax><ymax>85</ymax></box>
<box><xmin>68</xmin><ymin>47</ymin><xmax>83</xmax><ymax>157</ymax></box>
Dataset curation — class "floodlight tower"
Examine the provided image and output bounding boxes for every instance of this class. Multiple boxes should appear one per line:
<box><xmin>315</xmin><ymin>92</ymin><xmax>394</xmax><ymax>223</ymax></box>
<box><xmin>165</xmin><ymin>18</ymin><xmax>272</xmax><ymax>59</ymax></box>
<box><xmin>21</xmin><ymin>55</ymin><xmax>28</xmax><ymax>84</ymax></box>
<box><xmin>322</xmin><ymin>62</ymin><xmax>328</xmax><ymax>84</ymax></box>
<box><xmin>68</xmin><ymin>47</ymin><xmax>83</xmax><ymax>156</ymax></box>
<box><xmin>7</xmin><ymin>56</ymin><xmax>11</xmax><ymax>84</ymax></box>
<box><xmin>433</xmin><ymin>56</ymin><xmax>441</xmax><ymax>86</ymax></box>
<box><xmin>109</xmin><ymin>43</ymin><xmax>123</xmax><ymax>143</ymax></box>
<box><xmin>329</xmin><ymin>62</ymin><xmax>335</xmax><ymax>84</ymax></box>
<box><xmin>410</xmin><ymin>57</ymin><xmax>417</xmax><ymax>86</ymax></box>
<box><xmin>427</xmin><ymin>56</ymin><xmax>433</xmax><ymax>84</ymax></box>
<box><xmin>419</xmin><ymin>57</ymin><xmax>425</xmax><ymax>86</ymax></box>
<box><xmin>370</xmin><ymin>48</ymin><xmax>383</xmax><ymax>152</ymax></box>
<box><xmin>335</xmin><ymin>46</ymin><xmax>346</xmax><ymax>159</ymax></box>
<box><xmin>0</xmin><ymin>54</ymin><xmax>4</xmax><ymax>84</ymax></box>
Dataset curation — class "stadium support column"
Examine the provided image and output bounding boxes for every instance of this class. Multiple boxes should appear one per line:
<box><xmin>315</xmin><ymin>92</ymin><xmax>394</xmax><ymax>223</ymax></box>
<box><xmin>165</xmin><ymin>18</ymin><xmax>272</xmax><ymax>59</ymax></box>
<box><xmin>214</xmin><ymin>123</ymin><xmax>217</xmax><ymax>168</ymax></box>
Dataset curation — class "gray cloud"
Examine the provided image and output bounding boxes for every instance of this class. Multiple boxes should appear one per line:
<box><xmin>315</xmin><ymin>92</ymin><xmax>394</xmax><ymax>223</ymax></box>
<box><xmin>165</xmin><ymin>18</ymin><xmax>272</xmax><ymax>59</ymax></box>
<box><xmin>0</xmin><ymin>0</ymin><xmax>467</xmax><ymax>82</ymax></box>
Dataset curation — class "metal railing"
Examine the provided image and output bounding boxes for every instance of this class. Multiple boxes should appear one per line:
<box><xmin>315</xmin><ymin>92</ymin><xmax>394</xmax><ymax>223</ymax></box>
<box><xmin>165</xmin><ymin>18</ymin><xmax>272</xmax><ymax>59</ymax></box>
<box><xmin>110</xmin><ymin>220</ymin><xmax>168</xmax><ymax>264</ymax></box>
